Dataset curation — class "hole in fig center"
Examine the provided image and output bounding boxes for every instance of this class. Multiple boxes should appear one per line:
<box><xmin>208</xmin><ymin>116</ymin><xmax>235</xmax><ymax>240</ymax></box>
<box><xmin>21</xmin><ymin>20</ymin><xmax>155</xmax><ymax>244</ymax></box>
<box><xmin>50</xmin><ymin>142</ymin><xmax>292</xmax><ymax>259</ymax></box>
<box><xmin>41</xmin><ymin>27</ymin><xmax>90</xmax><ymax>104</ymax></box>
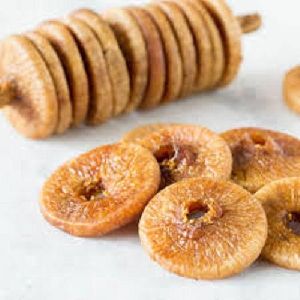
<box><xmin>251</xmin><ymin>135</ymin><xmax>266</xmax><ymax>146</ymax></box>
<box><xmin>84</xmin><ymin>181</ymin><xmax>106</xmax><ymax>201</ymax></box>
<box><xmin>286</xmin><ymin>212</ymin><xmax>300</xmax><ymax>236</ymax></box>
<box><xmin>186</xmin><ymin>203</ymin><xmax>208</xmax><ymax>221</ymax></box>
<box><xmin>154</xmin><ymin>143</ymin><xmax>198</xmax><ymax>188</ymax></box>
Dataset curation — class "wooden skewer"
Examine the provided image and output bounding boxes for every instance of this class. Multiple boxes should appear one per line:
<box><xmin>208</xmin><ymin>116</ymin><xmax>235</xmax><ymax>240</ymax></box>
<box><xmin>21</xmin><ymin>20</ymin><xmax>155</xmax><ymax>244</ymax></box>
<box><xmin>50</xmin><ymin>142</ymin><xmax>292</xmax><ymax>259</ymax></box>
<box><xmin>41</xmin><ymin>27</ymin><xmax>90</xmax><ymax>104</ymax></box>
<box><xmin>238</xmin><ymin>13</ymin><xmax>262</xmax><ymax>34</ymax></box>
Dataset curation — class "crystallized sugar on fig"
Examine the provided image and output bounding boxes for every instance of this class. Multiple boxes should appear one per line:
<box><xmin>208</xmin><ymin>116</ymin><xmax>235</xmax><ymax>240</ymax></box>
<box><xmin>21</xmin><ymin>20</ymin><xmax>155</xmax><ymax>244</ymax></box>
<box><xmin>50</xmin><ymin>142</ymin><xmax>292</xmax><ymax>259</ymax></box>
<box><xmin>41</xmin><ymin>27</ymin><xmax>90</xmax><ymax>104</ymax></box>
<box><xmin>136</xmin><ymin>124</ymin><xmax>232</xmax><ymax>188</ymax></box>
<box><xmin>255</xmin><ymin>177</ymin><xmax>300</xmax><ymax>270</ymax></box>
<box><xmin>222</xmin><ymin>127</ymin><xmax>300</xmax><ymax>193</ymax></box>
<box><xmin>139</xmin><ymin>178</ymin><xmax>267</xmax><ymax>280</ymax></box>
<box><xmin>40</xmin><ymin>143</ymin><xmax>160</xmax><ymax>237</ymax></box>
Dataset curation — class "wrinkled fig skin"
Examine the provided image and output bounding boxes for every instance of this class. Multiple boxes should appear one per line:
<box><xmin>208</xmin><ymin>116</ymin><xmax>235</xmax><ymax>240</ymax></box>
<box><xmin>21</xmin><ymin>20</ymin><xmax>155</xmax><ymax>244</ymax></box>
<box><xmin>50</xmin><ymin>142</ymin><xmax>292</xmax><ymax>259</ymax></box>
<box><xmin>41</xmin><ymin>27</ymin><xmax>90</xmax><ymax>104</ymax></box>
<box><xmin>40</xmin><ymin>143</ymin><xmax>160</xmax><ymax>237</ymax></box>
<box><xmin>222</xmin><ymin>127</ymin><xmax>300</xmax><ymax>193</ymax></box>
<box><xmin>255</xmin><ymin>177</ymin><xmax>300</xmax><ymax>271</ymax></box>
<box><xmin>139</xmin><ymin>178</ymin><xmax>267</xmax><ymax>280</ymax></box>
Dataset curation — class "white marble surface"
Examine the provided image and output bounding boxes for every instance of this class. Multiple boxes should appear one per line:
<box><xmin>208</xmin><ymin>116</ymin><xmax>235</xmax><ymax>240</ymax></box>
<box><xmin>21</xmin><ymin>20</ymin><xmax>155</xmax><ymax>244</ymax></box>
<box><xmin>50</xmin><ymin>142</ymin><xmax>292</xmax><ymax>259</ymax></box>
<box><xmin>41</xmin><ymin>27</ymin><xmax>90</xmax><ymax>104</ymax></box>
<box><xmin>1</xmin><ymin>0</ymin><xmax>300</xmax><ymax>299</ymax></box>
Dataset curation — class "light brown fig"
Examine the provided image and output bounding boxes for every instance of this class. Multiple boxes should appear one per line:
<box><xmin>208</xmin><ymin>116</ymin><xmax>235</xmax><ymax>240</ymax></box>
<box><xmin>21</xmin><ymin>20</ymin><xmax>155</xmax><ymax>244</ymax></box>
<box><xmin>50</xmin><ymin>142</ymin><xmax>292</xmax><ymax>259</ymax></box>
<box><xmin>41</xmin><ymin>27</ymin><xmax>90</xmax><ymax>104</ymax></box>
<box><xmin>283</xmin><ymin>66</ymin><xmax>300</xmax><ymax>115</ymax></box>
<box><xmin>135</xmin><ymin>124</ymin><xmax>232</xmax><ymax>188</ymax></box>
<box><xmin>40</xmin><ymin>143</ymin><xmax>160</xmax><ymax>237</ymax></box>
<box><xmin>144</xmin><ymin>4</ymin><xmax>183</xmax><ymax>103</ymax></box>
<box><xmin>156</xmin><ymin>1</ymin><xmax>197</xmax><ymax>96</ymax></box>
<box><xmin>103</xmin><ymin>8</ymin><xmax>148</xmax><ymax>112</ymax></box>
<box><xmin>63</xmin><ymin>17</ymin><xmax>113</xmax><ymax>124</ymax></box>
<box><xmin>221</xmin><ymin>127</ymin><xmax>300</xmax><ymax>193</ymax></box>
<box><xmin>37</xmin><ymin>20</ymin><xmax>89</xmax><ymax>125</ymax></box>
<box><xmin>127</xmin><ymin>6</ymin><xmax>166</xmax><ymax>109</ymax></box>
<box><xmin>72</xmin><ymin>9</ymin><xmax>130</xmax><ymax>116</ymax></box>
<box><xmin>255</xmin><ymin>177</ymin><xmax>300</xmax><ymax>270</ymax></box>
<box><xmin>0</xmin><ymin>35</ymin><xmax>58</xmax><ymax>139</ymax></box>
<box><xmin>197</xmin><ymin>0</ymin><xmax>242</xmax><ymax>86</ymax></box>
<box><xmin>26</xmin><ymin>31</ymin><xmax>72</xmax><ymax>134</ymax></box>
<box><xmin>139</xmin><ymin>178</ymin><xmax>267</xmax><ymax>280</ymax></box>
<box><xmin>170</xmin><ymin>0</ymin><xmax>213</xmax><ymax>91</ymax></box>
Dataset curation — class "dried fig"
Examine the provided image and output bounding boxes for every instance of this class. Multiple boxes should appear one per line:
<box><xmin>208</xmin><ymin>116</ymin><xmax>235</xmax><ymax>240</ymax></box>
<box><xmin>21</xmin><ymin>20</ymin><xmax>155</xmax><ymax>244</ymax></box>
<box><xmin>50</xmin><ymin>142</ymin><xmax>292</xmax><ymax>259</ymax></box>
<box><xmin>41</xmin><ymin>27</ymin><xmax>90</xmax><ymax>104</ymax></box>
<box><xmin>255</xmin><ymin>177</ymin><xmax>300</xmax><ymax>270</ymax></box>
<box><xmin>103</xmin><ymin>8</ymin><xmax>148</xmax><ymax>112</ymax></box>
<box><xmin>222</xmin><ymin>127</ymin><xmax>300</xmax><ymax>193</ymax></box>
<box><xmin>283</xmin><ymin>66</ymin><xmax>300</xmax><ymax>115</ymax></box>
<box><xmin>144</xmin><ymin>4</ymin><xmax>183</xmax><ymax>102</ymax></box>
<box><xmin>128</xmin><ymin>7</ymin><xmax>166</xmax><ymax>108</ymax></box>
<box><xmin>63</xmin><ymin>17</ymin><xmax>113</xmax><ymax>124</ymax></box>
<box><xmin>26</xmin><ymin>31</ymin><xmax>72</xmax><ymax>134</ymax></box>
<box><xmin>37</xmin><ymin>21</ymin><xmax>89</xmax><ymax>125</ymax></box>
<box><xmin>135</xmin><ymin>124</ymin><xmax>232</xmax><ymax>188</ymax></box>
<box><xmin>40</xmin><ymin>143</ymin><xmax>160</xmax><ymax>237</ymax></box>
<box><xmin>139</xmin><ymin>178</ymin><xmax>267</xmax><ymax>279</ymax></box>
<box><xmin>157</xmin><ymin>1</ymin><xmax>197</xmax><ymax>96</ymax></box>
<box><xmin>0</xmin><ymin>35</ymin><xmax>58</xmax><ymax>139</ymax></box>
<box><xmin>197</xmin><ymin>0</ymin><xmax>242</xmax><ymax>86</ymax></box>
<box><xmin>72</xmin><ymin>9</ymin><xmax>130</xmax><ymax>116</ymax></box>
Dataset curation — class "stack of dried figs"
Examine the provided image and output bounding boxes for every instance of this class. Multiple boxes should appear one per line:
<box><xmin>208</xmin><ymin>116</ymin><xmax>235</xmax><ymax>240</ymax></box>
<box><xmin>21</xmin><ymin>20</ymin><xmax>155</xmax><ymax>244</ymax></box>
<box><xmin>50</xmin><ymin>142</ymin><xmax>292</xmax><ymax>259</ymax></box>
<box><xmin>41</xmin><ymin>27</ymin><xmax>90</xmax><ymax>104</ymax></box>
<box><xmin>0</xmin><ymin>0</ymin><xmax>260</xmax><ymax>139</ymax></box>
<box><xmin>40</xmin><ymin>123</ymin><xmax>300</xmax><ymax>280</ymax></box>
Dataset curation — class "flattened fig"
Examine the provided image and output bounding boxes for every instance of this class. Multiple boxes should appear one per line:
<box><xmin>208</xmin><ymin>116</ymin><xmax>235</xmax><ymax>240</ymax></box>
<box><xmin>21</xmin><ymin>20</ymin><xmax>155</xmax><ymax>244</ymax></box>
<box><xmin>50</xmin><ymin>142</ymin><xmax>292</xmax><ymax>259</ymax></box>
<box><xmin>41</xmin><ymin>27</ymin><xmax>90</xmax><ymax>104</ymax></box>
<box><xmin>40</xmin><ymin>143</ymin><xmax>160</xmax><ymax>237</ymax></box>
<box><xmin>139</xmin><ymin>178</ymin><xmax>267</xmax><ymax>279</ymax></box>
<box><xmin>136</xmin><ymin>124</ymin><xmax>232</xmax><ymax>188</ymax></box>
<box><xmin>255</xmin><ymin>177</ymin><xmax>300</xmax><ymax>270</ymax></box>
<box><xmin>222</xmin><ymin>127</ymin><xmax>300</xmax><ymax>193</ymax></box>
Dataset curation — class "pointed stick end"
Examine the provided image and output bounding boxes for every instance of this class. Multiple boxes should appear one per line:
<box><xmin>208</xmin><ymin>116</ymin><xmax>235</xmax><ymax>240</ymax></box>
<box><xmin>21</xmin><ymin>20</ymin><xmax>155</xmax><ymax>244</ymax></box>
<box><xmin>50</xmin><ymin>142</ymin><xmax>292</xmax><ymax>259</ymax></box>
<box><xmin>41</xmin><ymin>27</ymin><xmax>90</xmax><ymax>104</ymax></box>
<box><xmin>238</xmin><ymin>13</ymin><xmax>262</xmax><ymax>34</ymax></box>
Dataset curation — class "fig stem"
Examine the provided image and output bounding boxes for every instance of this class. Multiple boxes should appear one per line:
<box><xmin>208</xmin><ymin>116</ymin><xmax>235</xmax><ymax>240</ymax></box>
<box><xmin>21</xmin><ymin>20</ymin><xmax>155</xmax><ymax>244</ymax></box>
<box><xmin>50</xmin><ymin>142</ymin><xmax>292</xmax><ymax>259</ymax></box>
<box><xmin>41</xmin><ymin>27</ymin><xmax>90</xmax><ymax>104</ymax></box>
<box><xmin>0</xmin><ymin>78</ymin><xmax>15</xmax><ymax>108</ymax></box>
<box><xmin>238</xmin><ymin>13</ymin><xmax>262</xmax><ymax>34</ymax></box>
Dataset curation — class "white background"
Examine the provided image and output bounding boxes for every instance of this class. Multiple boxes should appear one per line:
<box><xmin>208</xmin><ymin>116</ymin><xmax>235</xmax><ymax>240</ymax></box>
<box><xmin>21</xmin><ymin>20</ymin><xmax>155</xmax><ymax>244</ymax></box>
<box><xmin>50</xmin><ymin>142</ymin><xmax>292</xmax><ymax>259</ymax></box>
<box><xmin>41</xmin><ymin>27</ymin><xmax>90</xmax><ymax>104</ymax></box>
<box><xmin>1</xmin><ymin>0</ymin><xmax>300</xmax><ymax>299</ymax></box>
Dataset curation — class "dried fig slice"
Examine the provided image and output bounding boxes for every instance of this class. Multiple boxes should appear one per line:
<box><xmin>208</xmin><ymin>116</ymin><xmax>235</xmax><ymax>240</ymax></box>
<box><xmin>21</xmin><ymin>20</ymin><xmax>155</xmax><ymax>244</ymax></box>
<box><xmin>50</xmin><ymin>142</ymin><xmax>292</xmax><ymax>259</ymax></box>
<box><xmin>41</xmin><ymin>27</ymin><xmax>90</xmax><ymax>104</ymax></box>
<box><xmin>0</xmin><ymin>35</ymin><xmax>58</xmax><ymax>139</ymax></box>
<box><xmin>222</xmin><ymin>127</ymin><xmax>300</xmax><ymax>193</ymax></box>
<box><xmin>139</xmin><ymin>178</ymin><xmax>267</xmax><ymax>279</ymax></box>
<box><xmin>40</xmin><ymin>143</ymin><xmax>160</xmax><ymax>237</ymax></box>
<box><xmin>144</xmin><ymin>4</ymin><xmax>183</xmax><ymax>103</ymax></box>
<box><xmin>63</xmin><ymin>17</ymin><xmax>113</xmax><ymax>124</ymax></box>
<box><xmin>255</xmin><ymin>177</ymin><xmax>300</xmax><ymax>270</ymax></box>
<box><xmin>136</xmin><ymin>124</ymin><xmax>232</xmax><ymax>188</ymax></box>
<box><xmin>122</xmin><ymin>123</ymin><xmax>177</xmax><ymax>143</ymax></box>
<box><xmin>156</xmin><ymin>1</ymin><xmax>197</xmax><ymax>96</ymax></box>
<box><xmin>72</xmin><ymin>9</ymin><xmax>130</xmax><ymax>116</ymax></box>
<box><xmin>37</xmin><ymin>21</ymin><xmax>89</xmax><ymax>125</ymax></box>
<box><xmin>171</xmin><ymin>0</ymin><xmax>213</xmax><ymax>91</ymax></box>
<box><xmin>103</xmin><ymin>8</ymin><xmax>148</xmax><ymax>112</ymax></box>
<box><xmin>198</xmin><ymin>0</ymin><xmax>242</xmax><ymax>86</ymax></box>
<box><xmin>185</xmin><ymin>0</ymin><xmax>225</xmax><ymax>87</ymax></box>
<box><xmin>283</xmin><ymin>66</ymin><xmax>300</xmax><ymax>115</ymax></box>
<box><xmin>128</xmin><ymin>7</ymin><xmax>166</xmax><ymax>109</ymax></box>
<box><xmin>26</xmin><ymin>31</ymin><xmax>72</xmax><ymax>134</ymax></box>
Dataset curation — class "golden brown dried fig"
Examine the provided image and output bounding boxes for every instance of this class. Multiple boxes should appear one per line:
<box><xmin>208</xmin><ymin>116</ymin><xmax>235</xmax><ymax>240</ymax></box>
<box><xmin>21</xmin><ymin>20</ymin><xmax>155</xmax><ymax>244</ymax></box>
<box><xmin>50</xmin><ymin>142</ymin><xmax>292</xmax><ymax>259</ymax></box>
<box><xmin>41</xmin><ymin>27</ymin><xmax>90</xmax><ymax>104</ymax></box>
<box><xmin>255</xmin><ymin>177</ymin><xmax>300</xmax><ymax>270</ymax></box>
<box><xmin>37</xmin><ymin>21</ymin><xmax>89</xmax><ymax>125</ymax></box>
<box><xmin>0</xmin><ymin>35</ymin><xmax>58</xmax><ymax>139</ymax></box>
<box><xmin>40</xmin><ymin>143</ymin><xmax>160</xmax><ymax>237</ymax></box>
<box><xmin>103</xmin><ymin>8</ymin><xmax>148</xmax><ymax>112</ymax></box>
<box><xmin>26</xmin><ymin>31</ymin><xmax>72</xmax><ymax>134</ymax></box>
<box><xmin>222</xmin><ymin>127</ymin><xmax>300</xmax><ymax>193</ymax></box>
<box><xmin>72</xmin><ymin>9</ymin><xmax>130</xmax><ymax>116</ymax></box>
<box><xmin>136</xmin><ymin>124</ymin><xmax>232</xmax><ymax>188</ymax></box>
<box><xmin>144</xmin><ymin>4</ymin><xmax>183</xmax><ymax>102</ymax></box>
<box><xmin>139</xmin><ymin>178</ymin><xmax>267</xmax><ymax>279</ymax></box>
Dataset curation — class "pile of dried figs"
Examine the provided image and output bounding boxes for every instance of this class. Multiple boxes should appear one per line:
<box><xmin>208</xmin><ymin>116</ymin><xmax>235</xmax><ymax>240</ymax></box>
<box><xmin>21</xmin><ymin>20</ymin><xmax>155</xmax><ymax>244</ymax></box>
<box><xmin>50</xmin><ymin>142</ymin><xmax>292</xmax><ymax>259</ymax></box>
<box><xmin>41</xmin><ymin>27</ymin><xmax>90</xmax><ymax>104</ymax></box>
<box><xmin>40</xmin><ymin>123</ymin><xmax>300</xmax><ymax>279</ymax></box>
<box><xmin>0</xmin><ymin>0</ymin><xmax>260</xmax><ymax>139</ymax></box>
